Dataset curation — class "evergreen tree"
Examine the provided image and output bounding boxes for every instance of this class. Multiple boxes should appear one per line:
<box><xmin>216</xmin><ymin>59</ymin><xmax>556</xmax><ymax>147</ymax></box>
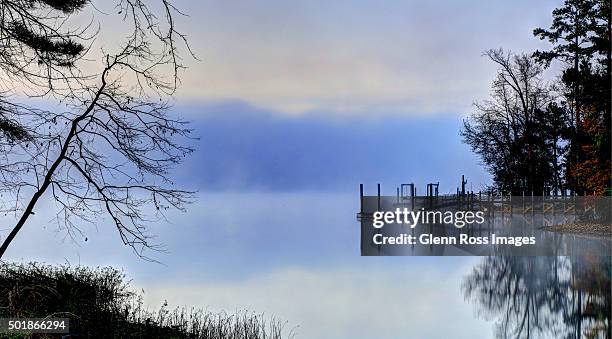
<box><xmin>533</xmin><ymin>0</ymin><xmax>611</xmax><ymax>194</ymax></box>
<box><xmin>0</xmin><ymin>0</ymin><xmax>89</xmax><ymax>141</ymax></box>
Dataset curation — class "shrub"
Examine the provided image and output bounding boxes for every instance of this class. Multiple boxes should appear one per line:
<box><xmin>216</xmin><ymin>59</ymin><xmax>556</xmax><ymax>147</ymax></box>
<box><xmin>0</xmin><ymin>262</ymin><xmax>293</xmax><ymax>338</ymax></box>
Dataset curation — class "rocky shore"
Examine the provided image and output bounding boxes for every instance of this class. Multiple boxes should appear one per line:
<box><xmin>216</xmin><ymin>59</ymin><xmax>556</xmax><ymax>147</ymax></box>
<box><xmin>542</xmin><ymin>222</ymin><xmax>612</xmax><ymax>238</ymax></box>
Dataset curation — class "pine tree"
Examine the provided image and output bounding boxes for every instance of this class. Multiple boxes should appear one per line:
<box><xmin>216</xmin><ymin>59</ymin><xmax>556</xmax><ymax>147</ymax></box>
<box><xmin>533</xmin><ymin>0</ymin><xmax>611</xmax><ymax>194</ymax></box>
<box><xmin>0</xmin><ymin>0</ymin><xmax>89</xmax><ymax>141</ymax></box>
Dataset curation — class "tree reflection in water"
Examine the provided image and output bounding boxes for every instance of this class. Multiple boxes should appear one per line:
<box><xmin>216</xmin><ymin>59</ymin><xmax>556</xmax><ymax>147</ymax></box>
<box><xmin>463</xmin><ymin>256</ymin><xmax>611</xmax><ymax>339</ymax></box>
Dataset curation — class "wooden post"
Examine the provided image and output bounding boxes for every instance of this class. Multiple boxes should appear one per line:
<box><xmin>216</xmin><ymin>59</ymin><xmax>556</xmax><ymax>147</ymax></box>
<box><xmin>426</xmin><ymin>183</ymin><xmax>430</xmax><ymax>208</ymax></box>
<box><xmin>377</xmin><ymin>183</ymin><xmax>381</xmax><ymax>211</ymax></box>
<box><xmin>501</xmin><ymin>192</ymin><xmax>504</xmax><ymax>219</ymax></box>
<box><xmin>360</xmin><ymin>184</ymin><xmax>364</xmax><ymax>214</ymax></box>
<box><xmin>552</xmin><ymin>193</ymin><xmax>555</xmax><ymax>217</ymax></box>
<box><xmin>531</xmin><ymin>191</ymin><xmax>534</xmax><ymax>217</ymax></box>
<box><xmin>490</xmin><ymin>190</ymin><xmax>494</xmax><ymax>218</ymax></box>
<box><xmin>574</xmin><ymin>191</ymin><xmax>577</xmax><ymax>217</ymax></box>
<box><xmin>411</xmin><ymin>183</ymin><xmax>415</xmax><ymax>210</ymax></box>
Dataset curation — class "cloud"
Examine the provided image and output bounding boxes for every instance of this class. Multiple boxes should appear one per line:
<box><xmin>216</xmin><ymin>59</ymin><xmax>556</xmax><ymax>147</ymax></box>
<box><xmin>171</xmin><ymin>0</ymin><xmax>560</xmax><ymax>115</ymax></box>
<box><xmin>1</xmin><ymin>0</ymin><xmax>561</xmax><ymax>116</ymax></box>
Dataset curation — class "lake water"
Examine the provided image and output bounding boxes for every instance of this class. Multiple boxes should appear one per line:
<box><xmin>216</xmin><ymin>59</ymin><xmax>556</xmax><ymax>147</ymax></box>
<box><xmin>4</xmin><ymin>192</ymin><xmax>611</xmax><ymax>338</ymax></box>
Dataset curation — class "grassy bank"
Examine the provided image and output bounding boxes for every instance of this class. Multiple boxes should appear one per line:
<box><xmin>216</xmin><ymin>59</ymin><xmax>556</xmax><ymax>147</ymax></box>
<box><xmin>0</xmin><ymin>262</ymin><xmax>293</xmax><ymax>338</ymax></box>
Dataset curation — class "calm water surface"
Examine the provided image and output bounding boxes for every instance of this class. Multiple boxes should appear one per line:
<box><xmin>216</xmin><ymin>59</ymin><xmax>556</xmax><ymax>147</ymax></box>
<box><xmin>5</xmin><ymin>192</ymin><xmax>611</xmax><ymax>338</ymax></box>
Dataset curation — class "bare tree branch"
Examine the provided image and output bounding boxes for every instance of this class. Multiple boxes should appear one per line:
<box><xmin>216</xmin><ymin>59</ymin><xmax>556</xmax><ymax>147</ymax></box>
<box><xmin>0</xmin><ymin>0</ymin><xmax>195</xmax><ymax>260</ymax></box>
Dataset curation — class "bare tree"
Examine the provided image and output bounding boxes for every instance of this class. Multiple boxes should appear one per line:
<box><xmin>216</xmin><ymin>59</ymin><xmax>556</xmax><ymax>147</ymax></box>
<box><xmin>461</xmin><ymin>49</ymin><xmax>566</xmax><ymax>194</ymax></box>
<box><xmin>0</xmin><ymin>0</ymin><xmax>195</xmax><ymax>259</ymax></box>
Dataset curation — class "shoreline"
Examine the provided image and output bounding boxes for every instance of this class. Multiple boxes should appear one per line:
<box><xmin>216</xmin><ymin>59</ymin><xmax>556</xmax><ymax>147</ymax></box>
<box><xmin>540</xmin><ymin>222</ymin><xmax>612</xmax><ymax>239</ymax></box>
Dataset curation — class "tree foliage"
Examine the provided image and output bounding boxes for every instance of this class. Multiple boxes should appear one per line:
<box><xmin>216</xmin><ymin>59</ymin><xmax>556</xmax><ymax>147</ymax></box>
<box><xmin>533</xmin><ymin>0</ymin><xmax>611</xmax><ymax>194</ymax></box>
<box><xmin>463</xmin><ymin>0</ymin><xmax>610</xmax><ymax>195</ymax></box>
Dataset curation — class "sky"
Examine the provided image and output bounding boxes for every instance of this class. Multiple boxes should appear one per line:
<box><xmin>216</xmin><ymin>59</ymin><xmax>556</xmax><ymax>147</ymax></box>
<box><xmin>2</xmin><ymin>1</ymin><xmax>566</xmax><ymax>337</ymax></box>
<box><xmin>171</xmin><ymin>0</ymin><xmax>560</xmax><ymax>115</ymax></box>
<box><xmin>122</xmin><ymin>0</ymin><xmax>561</xmax><ymax>192</ymax></box>
<box><xmin>79</xmin><ymin>0</ymin><xmax>562</xmax><ymax>117</ymax></box>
